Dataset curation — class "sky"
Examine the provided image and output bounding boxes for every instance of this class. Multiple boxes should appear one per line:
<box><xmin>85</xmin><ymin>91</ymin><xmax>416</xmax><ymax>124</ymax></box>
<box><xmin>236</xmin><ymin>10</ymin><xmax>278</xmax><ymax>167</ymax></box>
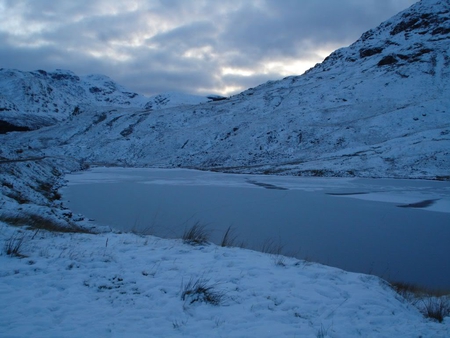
<box><xmin>0</xmin><ymin>0</ymin><xmax>417</xmax><ymax>97</ymax></box>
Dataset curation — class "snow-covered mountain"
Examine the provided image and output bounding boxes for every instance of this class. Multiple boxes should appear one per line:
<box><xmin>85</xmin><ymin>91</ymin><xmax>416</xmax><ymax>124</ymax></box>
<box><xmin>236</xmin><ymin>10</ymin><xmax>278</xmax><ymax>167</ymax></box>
<box><xmin>0</xmin><ymin>69</ymin><xmax>149</xmax><ymax>129</ymax></box>
<box><xmin>2</xmin><ymin>0</ymin><xmax>449</xmax><ymax>179</ymax></box>
<box><xmin>0</xmin><ymin>69</ymin><xmax>213</xmax><ymax>130</ymax></box>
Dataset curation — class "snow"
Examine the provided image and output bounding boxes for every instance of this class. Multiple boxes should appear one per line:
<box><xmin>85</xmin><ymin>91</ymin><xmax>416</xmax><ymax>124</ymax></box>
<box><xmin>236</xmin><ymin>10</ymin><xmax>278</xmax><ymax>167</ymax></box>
<box><xmin>2</xmin><ymin>0</ymin><xmax>448</xmax><ymax>178</ymax></box>
<box><xmin>144</xmin><ymin>92</ymin><xmax>211</xmax><ymax>110</ymax></box>
<box><xmin>1</xmin><ymin>222</ymin><xmax>449</xmax><ymax>337</ymax></box>
<box><xmin>0</xmin><ymin>69</ymin><xmax>211</xmax><ymax>129</ymax></box>
<box><xmin>0</xmin><ymin>158</ymin><xmax>449</xmax><ymax>336</ymax></box>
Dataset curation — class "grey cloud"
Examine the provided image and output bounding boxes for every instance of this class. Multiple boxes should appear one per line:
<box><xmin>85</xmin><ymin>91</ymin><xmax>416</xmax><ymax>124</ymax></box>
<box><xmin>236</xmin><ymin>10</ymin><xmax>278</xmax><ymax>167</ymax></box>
<box><xmin>148</xmin><ymin>21</ymin><xmax>218</xmax><ymax>50</ymax></box>
<box><xmin>218</xmin><ymin>0</ymin><xmax>416</xmax><ymax>60</ymax></box>
<box><xmin>0</xmin><ymin>0</ymin><xmax>417</xmax><ymax>96</ymax></box>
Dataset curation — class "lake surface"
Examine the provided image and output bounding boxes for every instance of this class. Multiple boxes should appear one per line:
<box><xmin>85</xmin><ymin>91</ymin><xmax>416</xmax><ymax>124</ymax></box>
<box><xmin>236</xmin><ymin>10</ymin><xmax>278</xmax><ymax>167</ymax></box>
<box><xmin>61</xmin><ymin>167</ymin><xmax>450</xmax><ymax>289</ymax></box>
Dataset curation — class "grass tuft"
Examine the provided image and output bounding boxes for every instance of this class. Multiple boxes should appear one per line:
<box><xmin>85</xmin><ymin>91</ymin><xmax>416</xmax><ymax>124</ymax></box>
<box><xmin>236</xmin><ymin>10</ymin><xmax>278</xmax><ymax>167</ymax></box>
<box><xmin>182</xmin><ymin>222</ymin><xmax>209</xmax><ymax>245</ymax></box>
<box><xmin>181</xmin><ymin>277</ymin><xmax>225</xmax><ymax>306</ymax></box>
<box><xmin>4</xmin><ymin>232</ymin><xmax>26</xmax><ymax>257</ymax></box>
<box><xmin>316</xmin><ymin>324</ymin><xmax>328</xmax><ymax>338</ymax></box>
<box><xmin>390</xmin><ymin>281</ymin><xmax>450</xmax><ymax>323</ymax></box>
<box><xmin>220</xmin><ymin>226</ymin><xmax>238</xmax><ymax>247</ymax></box>
<box><xmin>421</xmin><ymin>297</ymin><xmax>450</xmax><ymax>323</ymax></box>
<box><xmin>261</xmin><ymin>237</ymin><xmax>284</xmax><ymax>255</ymax></box>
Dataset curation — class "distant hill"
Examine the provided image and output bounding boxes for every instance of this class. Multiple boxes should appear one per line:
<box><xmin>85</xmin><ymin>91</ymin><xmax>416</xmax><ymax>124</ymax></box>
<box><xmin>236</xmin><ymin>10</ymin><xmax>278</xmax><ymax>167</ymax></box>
<box><xmin>0</xmin><ymin>69</ymin><xmax>211</xmax><ymax>130</ymax></box>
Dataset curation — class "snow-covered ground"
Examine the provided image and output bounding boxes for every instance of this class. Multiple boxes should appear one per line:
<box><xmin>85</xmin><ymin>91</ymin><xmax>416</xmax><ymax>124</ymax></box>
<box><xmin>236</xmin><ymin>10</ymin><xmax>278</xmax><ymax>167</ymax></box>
<box><xmin>1</xmin><ymin>157</ymin><xmax>449</xmax><ymax>336</ymax></box>
<box><xmin>1</xmin><ymin>221</ymin><xmax>449</xmax><ymax>337</ymax></box>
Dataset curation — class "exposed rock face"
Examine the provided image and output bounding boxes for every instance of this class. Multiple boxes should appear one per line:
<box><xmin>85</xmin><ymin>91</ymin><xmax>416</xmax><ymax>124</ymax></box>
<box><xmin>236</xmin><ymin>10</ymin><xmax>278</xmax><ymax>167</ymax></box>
<box><xmin>312</xmin><ymin>0</ymin><xmax>450</xmax><ymax>74</ymax></box>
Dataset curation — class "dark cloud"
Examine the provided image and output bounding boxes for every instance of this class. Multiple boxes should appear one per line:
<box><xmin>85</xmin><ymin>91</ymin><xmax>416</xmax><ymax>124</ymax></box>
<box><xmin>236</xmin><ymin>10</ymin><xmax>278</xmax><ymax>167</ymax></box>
<box><xmin>0</xmin><ymin>0</ymin><xmax>416</xmax><ymax>96</ymax></box>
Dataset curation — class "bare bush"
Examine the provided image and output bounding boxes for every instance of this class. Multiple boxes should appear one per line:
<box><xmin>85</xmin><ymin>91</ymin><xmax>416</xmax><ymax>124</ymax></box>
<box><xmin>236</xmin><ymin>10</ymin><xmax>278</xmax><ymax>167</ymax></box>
<box><xmin>422</xmin><ymin>297</ymin><xmax>450</xmax><ymax>323</ymax></box>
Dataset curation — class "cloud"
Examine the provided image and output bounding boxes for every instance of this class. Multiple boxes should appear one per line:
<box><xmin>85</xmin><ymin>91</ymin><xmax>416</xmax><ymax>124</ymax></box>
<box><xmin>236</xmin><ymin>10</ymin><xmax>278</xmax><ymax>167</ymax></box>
<box><xmin>0</xmin><ymin>0</ymin><xmax>416</xmax><ymax>96</ymax></box>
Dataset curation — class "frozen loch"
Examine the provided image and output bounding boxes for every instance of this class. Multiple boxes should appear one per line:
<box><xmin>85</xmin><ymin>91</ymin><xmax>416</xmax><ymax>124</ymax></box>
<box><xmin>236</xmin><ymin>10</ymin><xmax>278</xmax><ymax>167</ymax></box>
<box><xmin>62</xmin><ymin>167</ymin><xmax>450</xmax><ymax>290</ymax></box>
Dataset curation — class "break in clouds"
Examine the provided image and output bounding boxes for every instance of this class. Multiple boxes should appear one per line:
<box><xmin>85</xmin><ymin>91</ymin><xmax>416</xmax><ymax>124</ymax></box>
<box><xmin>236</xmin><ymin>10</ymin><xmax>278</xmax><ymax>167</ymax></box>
<box><xmin>0</xmin><ymin>0</ymin><xmax>416</xmax><ymax>96</ymax></box>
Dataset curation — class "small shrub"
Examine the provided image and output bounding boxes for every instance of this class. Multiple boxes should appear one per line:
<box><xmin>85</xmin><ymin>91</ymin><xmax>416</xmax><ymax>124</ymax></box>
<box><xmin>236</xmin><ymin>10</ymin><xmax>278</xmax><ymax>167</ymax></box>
<box><xmin>182</xmin><ymin>223</ymin><xmax>209</xmax><ymax>245</ymax></box>
<box><xmin>4</xmin><ymin>233</ymin><xmax>25</xmax><ymax>257</ymax></box>
<box><xmin>422</xmin><ymin>297</ymin><xmax>450</xmax><ymax>323</ymax></box>
<box><xmin>181</xmin><ymin>277</ymin><xmax>225</xmax><ymax>306</ymax></box>
<box><xmin>220</xmin><ymin>226</ymin><xmax>238</xmax><ymax>247</ymax></box>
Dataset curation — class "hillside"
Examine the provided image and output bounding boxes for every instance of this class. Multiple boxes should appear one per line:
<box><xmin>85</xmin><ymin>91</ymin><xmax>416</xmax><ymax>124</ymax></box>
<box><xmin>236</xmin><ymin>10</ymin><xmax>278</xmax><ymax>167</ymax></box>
<box><xmin>1</xmin><ymin>0</ymin><xmax>448</xmax><ymax>179</ymax></box>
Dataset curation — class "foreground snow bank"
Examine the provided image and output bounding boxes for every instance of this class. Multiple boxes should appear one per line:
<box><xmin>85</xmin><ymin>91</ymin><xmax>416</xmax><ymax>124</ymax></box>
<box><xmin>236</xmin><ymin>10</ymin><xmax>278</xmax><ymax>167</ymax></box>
<box><xmin>0</xmin><ymin>222</ymin><xmax>448</xmax><ymax>337</ymax></box>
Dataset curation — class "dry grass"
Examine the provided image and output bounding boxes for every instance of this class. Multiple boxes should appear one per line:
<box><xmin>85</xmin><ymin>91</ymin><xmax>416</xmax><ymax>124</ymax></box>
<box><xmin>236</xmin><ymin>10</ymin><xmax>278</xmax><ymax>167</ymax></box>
<box><xmin>391</xmin><ymin>281</ymin><xmax>449</xmax><ymax>298</ymax></box>
<box><xmin>181</xmin><ymin>277</ymin><xmax>225</xmax><ymax>306</ymax></box>
<box><xmin>422</xmin><ymin>297</ymin><xmax>450</xmax><ymax>323</ymax></box>
<box><xmin>220</xmin><ymin>226</ymin><xmax>238</xmax><ymax>247</ymax></box>
<box><xmin>4</xmin><ymin>232</ymin><xmax>26</xmax><ymax>257</ymax></box>
<box><xmin>182</xmin><ymin>223</ymin><xmax>209</xmax><ymax>245</ymax></box>
<box><xmin>261</xmin><ymin>237</ymin><xmax>284</xmax><ymax>255</ymax></box>
<box><xmin>0</xmin><ymin>213</ymin><xmax>91</xmax><ymax>233</ymax></box>
<box><xmin>390</xmin><ymin>281</ymin><xmax>450</xmax><ymax>323</ymax></box>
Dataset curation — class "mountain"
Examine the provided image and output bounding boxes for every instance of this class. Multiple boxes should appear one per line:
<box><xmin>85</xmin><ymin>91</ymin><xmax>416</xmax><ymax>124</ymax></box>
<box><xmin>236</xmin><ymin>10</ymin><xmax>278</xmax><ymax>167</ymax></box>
<box><xmin>0</xmin><ymin>69</ymin><xmax>148</xmax><ymax>129</ymax></box>
<box><xmin>0</xmin><ymin>69</ymin><xmax>212</xmax><ymax>131</ymax></box>
<box><xmin>2</xmin><ymin>0</ymin><xmax>449</xmax><ymax>179</ymax></box>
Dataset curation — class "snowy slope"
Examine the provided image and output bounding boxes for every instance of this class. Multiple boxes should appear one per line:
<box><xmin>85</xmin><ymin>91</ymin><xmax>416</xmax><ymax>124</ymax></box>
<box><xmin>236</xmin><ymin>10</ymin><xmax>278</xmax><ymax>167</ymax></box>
<box><xmin>2</xmin><ymin>0</ymin><xmax>448</xmax><ymax>178</ymax></box>
<box><xmin>0</xmin><ymin>69</ymin><xmax>212</xmax><ymax>130</ymax></box>
<box><xmin>0</xmin><ymin>138</ymin><xmax>447</xmax><ymax>336</ymax></box>
<box><xmin>144</xmin><ymin>92</ymin><xmax>210</xmax><ymax>110</ymax></box>
<box><xmin>1</xmin><ymin>221</ymin><xmax>449</xmax><ymax>337</ymax></box>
